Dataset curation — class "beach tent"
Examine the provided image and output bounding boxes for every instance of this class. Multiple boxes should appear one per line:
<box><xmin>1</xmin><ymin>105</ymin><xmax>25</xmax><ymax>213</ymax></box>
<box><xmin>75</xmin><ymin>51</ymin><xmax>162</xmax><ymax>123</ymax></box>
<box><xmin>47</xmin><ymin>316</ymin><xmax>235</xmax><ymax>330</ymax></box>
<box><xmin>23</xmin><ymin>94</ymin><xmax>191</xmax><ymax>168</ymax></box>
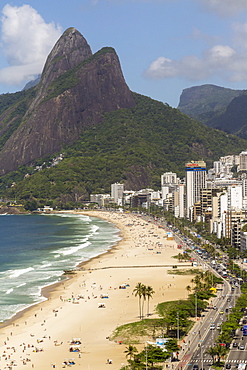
<box><xmin>69</xmin><ymin>345</ymin><xmax>80</xmax><ymax>352</ymax></box>
<box><xmin>100</xmin><ymin>294</ymin><xmax>109</xmax><ymax>298</ymax></box>
<box><xmin>70</xmin><ymin>338</ymin><xmax>81</xmax><ymax>345</ymax></box>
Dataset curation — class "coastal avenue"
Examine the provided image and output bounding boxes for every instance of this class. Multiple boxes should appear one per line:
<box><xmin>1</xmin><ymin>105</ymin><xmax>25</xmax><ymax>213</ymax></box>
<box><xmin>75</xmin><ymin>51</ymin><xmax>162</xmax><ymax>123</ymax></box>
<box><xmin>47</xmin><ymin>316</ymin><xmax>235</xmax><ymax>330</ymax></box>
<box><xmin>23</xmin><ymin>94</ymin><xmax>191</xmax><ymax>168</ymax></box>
<box><xmin>149</xmin><ymin>215</ymin><xmax>243</xmax><ymax>370</ymax></box>
<box><xmin>178</xmin><ymin>280</ymin><xmax>236</xmax><ymax>370</ymax></box>
<box><xmin>169</xmin><ymin>225</ymin><xmax>240</xmax><ymax>370</ymax></box>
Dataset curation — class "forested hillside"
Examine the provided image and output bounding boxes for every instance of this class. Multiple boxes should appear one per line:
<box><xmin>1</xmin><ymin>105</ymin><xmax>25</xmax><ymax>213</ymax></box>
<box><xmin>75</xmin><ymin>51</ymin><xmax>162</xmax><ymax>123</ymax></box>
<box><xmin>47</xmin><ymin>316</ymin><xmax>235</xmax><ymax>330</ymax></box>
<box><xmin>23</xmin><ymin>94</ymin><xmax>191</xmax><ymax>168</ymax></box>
<box><xmin>1</xmin><ymin>93</ymin><xmax>246</xmax><ymax>209</ymax></box>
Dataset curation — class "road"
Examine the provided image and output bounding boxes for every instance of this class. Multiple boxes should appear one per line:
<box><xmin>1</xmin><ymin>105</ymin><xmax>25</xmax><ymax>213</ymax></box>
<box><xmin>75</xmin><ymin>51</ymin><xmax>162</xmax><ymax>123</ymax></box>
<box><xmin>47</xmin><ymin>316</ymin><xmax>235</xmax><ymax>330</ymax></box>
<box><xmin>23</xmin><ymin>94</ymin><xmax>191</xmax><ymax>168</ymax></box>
<box><xmin>172</xmin><ymin>236</ymin><xmax>240</xmax><ymax>370</ymax></box>
<box><xmin>177</xmin><ymin>280</ymin><xmax>238</xmax><ymax>370</ymax></box>
<box><xmin>143</xmin><ymin>215</ymin><xmax>243</xmax><ymax>370</ymax></box>
<box><xmin>224</xmin><ymin>321</ymin><xmax>247</xmax><ymax>367</ymax></box>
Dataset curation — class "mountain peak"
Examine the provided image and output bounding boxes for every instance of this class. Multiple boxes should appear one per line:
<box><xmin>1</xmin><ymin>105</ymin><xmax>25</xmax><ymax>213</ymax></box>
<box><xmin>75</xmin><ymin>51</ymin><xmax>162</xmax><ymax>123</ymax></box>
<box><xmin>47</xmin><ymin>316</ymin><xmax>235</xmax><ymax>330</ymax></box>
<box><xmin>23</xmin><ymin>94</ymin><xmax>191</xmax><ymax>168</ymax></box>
<box><xmin>43</xmin><ymin>27</ymin><xmax>92</xmax><ymax>76</ymax></box>
<box><xmin>34</xmin><ymin>28</ymin><xmax>92</xmax><ymax>100</ymax></box>
<box><xmin>0</xmin><ymin>28</ymin><xmax>135</xmax><ymax>175</ymax></box>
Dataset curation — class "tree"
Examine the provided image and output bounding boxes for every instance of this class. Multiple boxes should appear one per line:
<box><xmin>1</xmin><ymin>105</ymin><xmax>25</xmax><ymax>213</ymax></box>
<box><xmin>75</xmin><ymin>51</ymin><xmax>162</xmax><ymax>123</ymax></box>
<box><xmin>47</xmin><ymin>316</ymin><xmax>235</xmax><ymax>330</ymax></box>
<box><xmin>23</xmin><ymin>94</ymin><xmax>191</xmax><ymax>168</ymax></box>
<box><xmin>214</xmin><ymin>344</ymin><xmax>227</xmax><ymax>364</ymax></box>
<box><xmin>146</xmin><ymin>286</ymin><xmax>155</xmax><ymax>316</ymax></box>
<box><xmin>205</xmin><ymin>346</ymin><xmax>217</xmax><ymax>363</ymax></box>
<box><xmin>186</xmin><ymin>285</ymin><xmax>191</xmax><ymax>297</ymax></box>
<box><xmin>133</xmin><ymin>282</ymin><xmax>145</xmax><ymax>319</ymax></box>
<box><xmin>124</xmin><ymin>345</ymin><xmax>138</xmax><ymax>362</ymax></box>
<box><xmin>137</xmin><ymin>345</ymin><xmax>170</xmax><ymax>368</ymax></box>
<box><xmin>24</xmin><ymin>198</ymin><xmax>38</xmax><ymax>211</ymax></box>
<box><xmin>141</xmin><ymin>285</ymin><xmax>147</xmax><ymax>320</ymax></box>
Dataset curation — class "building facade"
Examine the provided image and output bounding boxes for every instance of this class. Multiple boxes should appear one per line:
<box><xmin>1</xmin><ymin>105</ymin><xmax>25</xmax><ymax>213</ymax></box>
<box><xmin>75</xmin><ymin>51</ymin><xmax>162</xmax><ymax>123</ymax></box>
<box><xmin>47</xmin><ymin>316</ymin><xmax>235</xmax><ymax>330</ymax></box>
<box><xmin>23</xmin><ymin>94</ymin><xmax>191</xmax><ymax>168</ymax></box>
<box><xmin>186</xmin><ymin>160</ymin><xmax>206</xmax><ymax>218</ymax></box>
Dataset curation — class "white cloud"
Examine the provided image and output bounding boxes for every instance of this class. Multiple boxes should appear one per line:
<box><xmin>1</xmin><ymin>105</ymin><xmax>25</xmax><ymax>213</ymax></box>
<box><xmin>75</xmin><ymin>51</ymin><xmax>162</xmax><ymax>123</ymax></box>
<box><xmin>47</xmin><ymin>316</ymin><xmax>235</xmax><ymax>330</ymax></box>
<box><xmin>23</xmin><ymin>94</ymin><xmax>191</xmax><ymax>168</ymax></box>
<box><xmin>144</xmin><ymin>44</ymin><xmax>245</xmax><ymax>82</ymax></box>
<box><xmin>194</xmin><ymin>0</ymin><xmax>247</xmax><ymax>16</ymax></box>
<box><xmin>0</xmin><ymin>4</ymin><xmax>62</xmax><ymax>86</ymax></box>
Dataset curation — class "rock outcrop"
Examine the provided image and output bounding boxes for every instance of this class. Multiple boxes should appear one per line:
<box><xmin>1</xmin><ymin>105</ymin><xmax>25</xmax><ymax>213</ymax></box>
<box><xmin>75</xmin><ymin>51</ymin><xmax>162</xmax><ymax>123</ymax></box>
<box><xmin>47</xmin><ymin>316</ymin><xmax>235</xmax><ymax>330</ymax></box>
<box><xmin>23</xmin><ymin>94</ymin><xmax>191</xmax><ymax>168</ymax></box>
<box><xmin>0</xmin><ymin>27</ymin><xmax>135</xmax><ymax>175</ymax></box>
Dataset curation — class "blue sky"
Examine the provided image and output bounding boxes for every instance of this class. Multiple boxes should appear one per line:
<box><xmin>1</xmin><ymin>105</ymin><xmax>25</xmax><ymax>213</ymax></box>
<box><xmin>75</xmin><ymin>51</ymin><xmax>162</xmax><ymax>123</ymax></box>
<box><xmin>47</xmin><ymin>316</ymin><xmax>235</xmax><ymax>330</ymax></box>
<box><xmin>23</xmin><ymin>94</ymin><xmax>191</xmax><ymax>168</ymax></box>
<box><xmin>1</xmin><ymin>1</ymin><xmax>247</xmax><ymax>107</ymax></box>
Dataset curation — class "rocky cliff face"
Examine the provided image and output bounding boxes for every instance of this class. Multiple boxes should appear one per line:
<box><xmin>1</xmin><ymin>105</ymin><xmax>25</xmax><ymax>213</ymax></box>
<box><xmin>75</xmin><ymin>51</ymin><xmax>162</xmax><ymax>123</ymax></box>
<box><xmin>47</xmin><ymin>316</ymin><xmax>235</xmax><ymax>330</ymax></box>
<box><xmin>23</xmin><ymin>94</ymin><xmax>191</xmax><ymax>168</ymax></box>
<box><xmin>0</xmin><ymin>28</ymin><xmax>135</xmax><ymax>175</ymax></box>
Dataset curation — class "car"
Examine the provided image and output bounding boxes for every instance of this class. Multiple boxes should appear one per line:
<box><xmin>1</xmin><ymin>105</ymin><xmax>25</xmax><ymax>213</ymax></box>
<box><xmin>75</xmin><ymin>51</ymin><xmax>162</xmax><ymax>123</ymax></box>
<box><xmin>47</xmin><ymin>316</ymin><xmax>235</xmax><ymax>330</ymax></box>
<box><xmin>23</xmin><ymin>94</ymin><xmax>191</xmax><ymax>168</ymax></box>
<box><xmin>232</xmin><ymin>342</ymin><xmax>238</xmax><ymax>348</ymax></box>
<box><xmin>239</xmin><ymin>344</ymin><xmax>245</xmax><ymax>350</ymax></box>
<box><xmin>220</xmin><ymin>310</ymin><xmax>224</xmax><ymax>314</ymax></box>
<box><xmin>210</xmin><ymin>324</ymin><xmax>215</xmax><ymax>330</ymax></box>
<box><xmin>193</xmin><ymin>365</ymin><xmax>199</xmax><ymax>370</ymax></box>
<box><xmin>226</xmin><ymin>364</ymin><xmax>231</xmax><ymax>369</ymax></box>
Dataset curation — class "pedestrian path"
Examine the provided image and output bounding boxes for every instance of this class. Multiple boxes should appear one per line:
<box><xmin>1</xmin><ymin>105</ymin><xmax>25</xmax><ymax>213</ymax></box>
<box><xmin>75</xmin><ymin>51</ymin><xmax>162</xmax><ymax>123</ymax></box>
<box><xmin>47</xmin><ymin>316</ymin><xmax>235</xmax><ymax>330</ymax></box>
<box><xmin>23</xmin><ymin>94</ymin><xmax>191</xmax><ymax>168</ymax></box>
<box><xmin>182</xmin><ymin>359</ymin><xmax>247</xmax><ymax>364</ymax></box>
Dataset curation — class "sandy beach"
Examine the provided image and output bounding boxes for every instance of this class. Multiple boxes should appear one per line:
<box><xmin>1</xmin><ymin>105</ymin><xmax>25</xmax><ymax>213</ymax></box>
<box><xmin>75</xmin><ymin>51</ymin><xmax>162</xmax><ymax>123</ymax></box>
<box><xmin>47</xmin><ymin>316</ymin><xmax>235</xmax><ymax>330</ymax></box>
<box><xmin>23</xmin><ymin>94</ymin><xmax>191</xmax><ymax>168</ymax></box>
<box><xmin>0</xmin><ymin>211</ymin><xmax>195</xmax><ymax>369</ymax></box>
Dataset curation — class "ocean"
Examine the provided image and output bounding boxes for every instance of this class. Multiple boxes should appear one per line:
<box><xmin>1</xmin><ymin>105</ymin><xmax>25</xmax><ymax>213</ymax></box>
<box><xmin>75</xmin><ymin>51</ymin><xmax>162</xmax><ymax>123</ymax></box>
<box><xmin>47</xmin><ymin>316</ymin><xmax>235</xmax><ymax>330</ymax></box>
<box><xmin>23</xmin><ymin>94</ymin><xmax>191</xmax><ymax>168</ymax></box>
<box><xmin>0</xmin><ymin>212</ymin><xmax>120</xmax><ymax>323</ymax></box>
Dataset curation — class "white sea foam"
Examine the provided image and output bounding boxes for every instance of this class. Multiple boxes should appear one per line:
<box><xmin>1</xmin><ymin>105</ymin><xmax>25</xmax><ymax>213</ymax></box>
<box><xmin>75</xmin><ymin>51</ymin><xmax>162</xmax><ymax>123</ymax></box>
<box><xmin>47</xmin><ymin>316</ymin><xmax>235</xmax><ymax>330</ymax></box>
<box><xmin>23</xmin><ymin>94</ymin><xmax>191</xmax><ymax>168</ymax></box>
<box><xmin>16</xmin><ymin>283</ymin><xmax>26</xmax><ymax>288</ymax></box>
<box><xmin>0</xmin><ymin>212</ymin><xmax>120</xmax><ymax>323</ymax></box>
<box><xmin>8</xmin><ymin>267</ymin><xmax>34</xmax><ymax>279</ymax></box>
<box><xmin>40</xmin><ymin>263</ymin><xmax>52</xmax><ymax>269</ymax></box>
<box><xmin>54</xmin><ymin>241</ymin><xmax>91</xmax><ymax>256</ymax></box>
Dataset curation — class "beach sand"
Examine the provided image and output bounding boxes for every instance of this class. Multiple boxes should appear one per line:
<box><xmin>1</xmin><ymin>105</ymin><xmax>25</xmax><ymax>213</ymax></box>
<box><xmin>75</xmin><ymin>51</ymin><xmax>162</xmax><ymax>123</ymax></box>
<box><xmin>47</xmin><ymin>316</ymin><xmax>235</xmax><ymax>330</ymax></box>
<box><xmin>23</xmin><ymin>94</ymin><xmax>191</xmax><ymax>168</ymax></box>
<box><xmin>0</xmin><ymin>211</ymin><xmax>195</xmax><ymax>369</ymax></box>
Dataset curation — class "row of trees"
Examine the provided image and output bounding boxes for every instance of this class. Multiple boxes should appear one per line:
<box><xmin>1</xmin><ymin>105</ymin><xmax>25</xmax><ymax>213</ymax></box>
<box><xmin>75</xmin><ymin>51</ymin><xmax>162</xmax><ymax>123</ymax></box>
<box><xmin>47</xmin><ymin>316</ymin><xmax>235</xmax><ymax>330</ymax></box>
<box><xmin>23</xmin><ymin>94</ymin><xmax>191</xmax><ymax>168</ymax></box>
<box><xmin>123</xmin><ymin>341</ymin><xmax>179</xmax><ymax>370</ymax></box>
<box><xmin>121</xmin><ymin>269</ymin><xmax>219</xmax><ymax>369</ymax></box>
<box><xmin>133</xmin><ymin>283</ymin><xmax>155</xmax><ymax>319</ymax></box>
<box><xmin>205</xmin><ymin>282</ymin><xmax>247</xmax><ymax>366</ymax></box>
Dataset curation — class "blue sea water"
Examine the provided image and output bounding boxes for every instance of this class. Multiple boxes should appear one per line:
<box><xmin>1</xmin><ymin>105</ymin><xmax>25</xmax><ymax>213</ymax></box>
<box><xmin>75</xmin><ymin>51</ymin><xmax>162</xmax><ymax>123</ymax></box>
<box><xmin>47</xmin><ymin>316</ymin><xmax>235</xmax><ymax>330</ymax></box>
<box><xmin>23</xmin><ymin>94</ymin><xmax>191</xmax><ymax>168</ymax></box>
<box><xmin>0</xmin><ymin>213</ymin><xmax>120</xmax><ymax>322</ymax></box>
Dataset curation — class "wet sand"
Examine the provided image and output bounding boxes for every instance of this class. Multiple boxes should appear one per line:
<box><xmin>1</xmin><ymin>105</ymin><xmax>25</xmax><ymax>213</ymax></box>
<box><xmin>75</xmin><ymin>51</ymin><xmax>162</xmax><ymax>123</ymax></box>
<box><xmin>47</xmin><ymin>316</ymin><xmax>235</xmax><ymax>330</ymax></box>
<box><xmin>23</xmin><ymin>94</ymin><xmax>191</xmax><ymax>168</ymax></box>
<box><xmin>0</xmin><ymin>211</ymin><xmax>194</xmax><ymax>369</ymax></box>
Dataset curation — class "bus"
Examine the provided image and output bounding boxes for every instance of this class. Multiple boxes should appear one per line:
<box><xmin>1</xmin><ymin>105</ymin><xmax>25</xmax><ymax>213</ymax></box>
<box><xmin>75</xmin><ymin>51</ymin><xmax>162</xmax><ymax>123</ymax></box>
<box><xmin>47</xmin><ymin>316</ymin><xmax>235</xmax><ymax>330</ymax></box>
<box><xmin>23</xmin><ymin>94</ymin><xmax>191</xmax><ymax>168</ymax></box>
<box><xmin>243</xmin><ymin>325</ymin><xmax>247</xmax><ymax>336</ymax></box>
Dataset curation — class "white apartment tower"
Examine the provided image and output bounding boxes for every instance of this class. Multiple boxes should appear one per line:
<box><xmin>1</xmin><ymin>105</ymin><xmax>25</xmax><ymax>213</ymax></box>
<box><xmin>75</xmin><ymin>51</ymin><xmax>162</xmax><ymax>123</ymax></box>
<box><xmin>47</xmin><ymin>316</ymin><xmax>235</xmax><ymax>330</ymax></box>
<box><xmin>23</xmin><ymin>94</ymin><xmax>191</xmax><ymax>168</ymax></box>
<box><xmin>227</xmin><ymin>185</ymin><xmax>243</xmax><ymax>210</ymax></box>
<box><xmin>161</xmin><ymin>172</ymin><xmax>177</xmax><ymax>186</ymax></box>
<box><xmin>239</xmin><ymin>151</ymin><xmax>247</xmax><ymax>171</ymax></box>
<box><xmin>111</xmin><ymin>183</ymin><xmax>124</xmax><ymax>205</ymax></box>
<box><xmin>161</xmin><ymin>172</ymin><xmax>178</xmax><ymax>199</ymax></box>
<box><xmin>186</xmin><ymin>160</ymin><xmax>206</xmax><ymax>217</ymax></box>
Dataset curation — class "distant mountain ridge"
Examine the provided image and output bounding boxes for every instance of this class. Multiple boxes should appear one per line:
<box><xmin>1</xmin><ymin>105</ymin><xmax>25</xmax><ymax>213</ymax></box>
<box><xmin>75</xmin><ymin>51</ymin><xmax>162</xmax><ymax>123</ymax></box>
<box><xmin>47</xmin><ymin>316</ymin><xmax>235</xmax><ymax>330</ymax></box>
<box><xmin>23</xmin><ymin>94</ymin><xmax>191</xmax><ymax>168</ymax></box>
<box><xmin>177</xmin><ymin>84</ymin><xmax>247</xmax><ymax>138</ymax></box>
<box><xmin>178</xmin><ymin>84</ymin><xmax>243</xmax><ymax>117</ymax></box>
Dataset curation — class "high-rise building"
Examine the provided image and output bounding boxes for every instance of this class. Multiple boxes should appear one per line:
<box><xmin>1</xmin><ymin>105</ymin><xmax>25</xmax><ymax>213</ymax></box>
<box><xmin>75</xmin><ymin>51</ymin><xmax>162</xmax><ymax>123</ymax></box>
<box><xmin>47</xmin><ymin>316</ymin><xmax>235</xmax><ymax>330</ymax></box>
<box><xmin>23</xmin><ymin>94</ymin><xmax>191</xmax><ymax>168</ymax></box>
<box><xmin>239</xmin><ymin>151</ymin><xmax>247</xmax><ymax>171</ymax></box>
<box><xmin>111</xmin><ymin>183</ymin><xmax>124</xmax><ymax>205</ymax></box>
<box><xmin>186</xmin><ymin>160</ymin><xmax>206</xmax><ymax>218</ymax></box>
<box><xmin>227</xmin><ymin>185</ymin><xmax>243</xmax><ymax>210</ymax></box>
<box><xmin>161</xmin><ymin>172</ymin><xmax>178</xmax><ymax>186</ymax></box>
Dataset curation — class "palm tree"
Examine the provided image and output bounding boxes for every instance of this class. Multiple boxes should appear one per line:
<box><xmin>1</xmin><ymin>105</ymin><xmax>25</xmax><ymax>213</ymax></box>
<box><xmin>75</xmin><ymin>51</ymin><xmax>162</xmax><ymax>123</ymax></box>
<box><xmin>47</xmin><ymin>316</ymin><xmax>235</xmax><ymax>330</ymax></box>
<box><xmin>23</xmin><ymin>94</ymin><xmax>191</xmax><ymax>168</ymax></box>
<box><xmin>141</xmin><ymin>285</ymin><xmax>147</xmax><ymax>319</ymax></box>
<box><xmin>193</xmin><ymin>275</ymin><xmax>203</xmax><ymax>291</ymax></box>
<box><xmin>146</xmin><ymin>286</ymin><xmax>155</xmax><ymax>316</ymax></box>
<box><xmin>186</xmin><ymin>285</ymin><xmax>191</xmax><ymax>297</ymax></box>
<box><xmin>124</xmin><ymin>345</ymin><xmax>138</xmax><ymax>362</ymax></box>
<box><xmin>214</xmin><ymin>344</ymin><xmax>227</xmax><ymax>364</ymax></box>
<box><xmin>206</xmin><ymin>346</ymin><xmax>217</xmax><ymax>363</ymax></box>
<box><xmin>133</xmin><ymin>282</ymin><xmax>145</xmax><ymax>319</ymax></box>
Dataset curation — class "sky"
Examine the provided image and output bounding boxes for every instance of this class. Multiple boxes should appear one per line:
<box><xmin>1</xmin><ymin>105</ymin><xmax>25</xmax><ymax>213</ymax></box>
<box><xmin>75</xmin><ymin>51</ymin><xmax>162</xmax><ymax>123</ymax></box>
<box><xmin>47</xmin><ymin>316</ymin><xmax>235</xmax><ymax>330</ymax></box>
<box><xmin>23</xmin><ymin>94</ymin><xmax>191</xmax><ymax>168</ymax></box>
<box><xmin>1</xmin><ymin>1</ymin><xmax>247</xmax><ymax>107</ymax></box>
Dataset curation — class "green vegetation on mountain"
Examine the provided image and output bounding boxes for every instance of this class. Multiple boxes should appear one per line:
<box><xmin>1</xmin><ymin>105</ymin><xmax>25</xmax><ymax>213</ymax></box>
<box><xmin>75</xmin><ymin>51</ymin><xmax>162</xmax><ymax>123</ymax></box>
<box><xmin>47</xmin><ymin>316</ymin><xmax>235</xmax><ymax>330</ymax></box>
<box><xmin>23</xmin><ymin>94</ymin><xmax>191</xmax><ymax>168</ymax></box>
<box><xmin>1</xmin><ymin>93</ymin><xmax>247</xmax><ymax>208</ymax></box>
<box><xmin>178</xmin><ymin>84</ymin><xmax>242</xmax><ymax>118</ymax></box>
<box><xmin>0</xmin><ymin>88</ymin><xmax>37</xmax><ymax>150</ymax></box>
<box><xmin>177</xmin><ymin>84</ymin><xmax>247</xmax><ymax>139</ymax></box>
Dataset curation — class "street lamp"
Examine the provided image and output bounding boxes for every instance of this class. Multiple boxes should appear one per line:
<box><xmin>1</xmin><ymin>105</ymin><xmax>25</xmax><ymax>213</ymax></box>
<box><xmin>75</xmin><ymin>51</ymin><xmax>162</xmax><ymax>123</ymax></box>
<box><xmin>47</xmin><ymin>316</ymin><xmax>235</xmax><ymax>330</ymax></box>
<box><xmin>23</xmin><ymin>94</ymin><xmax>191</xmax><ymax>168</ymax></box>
<box><xmin>200</xmin><ymin>341</ymin><xmax>204</xmax><ymax>370</ymax></box>
<box><xmin>145</xmin><ymin>342</ymin><xmax>148</xmax><ymax>370</ymax></box>
<box><xmin>195</xmin><ymin>292</ymin><xmax>197</xmax><ymax>320</ymax></box>
<box><xmin>177</xmin><ymin>312</ymin><xmax>180</xmax><ymax>342</ymax></box>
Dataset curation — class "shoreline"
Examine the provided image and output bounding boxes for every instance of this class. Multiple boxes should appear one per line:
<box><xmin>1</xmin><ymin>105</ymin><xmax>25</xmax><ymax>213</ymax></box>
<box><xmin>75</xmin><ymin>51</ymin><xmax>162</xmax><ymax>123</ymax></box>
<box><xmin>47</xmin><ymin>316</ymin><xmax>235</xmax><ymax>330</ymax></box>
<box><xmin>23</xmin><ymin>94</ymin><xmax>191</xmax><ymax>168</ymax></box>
<box><xmin>0</xmin><ymin>210</ymin><xmax>195</xmax><ymax>369</ymax></box>
<box><xmin>0</xmin><ymin>211</ymin><xmax>120</xmax><ymax>328</ymax></box>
